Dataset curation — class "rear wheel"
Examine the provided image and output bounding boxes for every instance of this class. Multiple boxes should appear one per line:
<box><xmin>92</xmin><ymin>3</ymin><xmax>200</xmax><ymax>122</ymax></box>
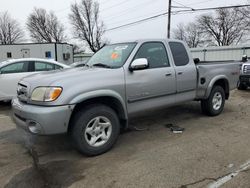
<box><xmin>70</xmin><ymin>104</ymin><xmax>120</xmax><ymax>156</ymax></box>
<box><xmin>201</xmin><ymin>86</ymin><xmax>225</xmax><ymax>116</ymax></box>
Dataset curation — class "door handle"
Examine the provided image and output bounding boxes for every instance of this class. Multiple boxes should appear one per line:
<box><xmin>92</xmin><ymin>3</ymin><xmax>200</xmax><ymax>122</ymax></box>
<box><xmin>178</xmin><ymin>72</ymin><xmax>183</xmax><ymax>75</ymax></box>
<box><xmin>165</xmin><ymin>73</ymin><xmax>172</xmax><ymax>77</ymax></box>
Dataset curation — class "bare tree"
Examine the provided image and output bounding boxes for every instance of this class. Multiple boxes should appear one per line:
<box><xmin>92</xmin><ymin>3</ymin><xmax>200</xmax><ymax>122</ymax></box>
<box><xmin>0</xmin><ymin>12</ymin><xmax>24</xmax><ymax>44</ymax></box>
<box><xmin>27</xmin><ymin>8</ymin><xmax>67</xmax><ymax>43</ymax></box>
<box><xmin>72</xmin><ymin>43</ymin><xmax>85</xmax><ymax>54</ymax></box>
<box><xmin>69</xmin><ymin>0</ymin><xmax>105</xmax><ymax>52</ymax></box>
<box><xmin>173</xmin><ymin>23</ymin><xmax>203</xmax><ymax>48</ymax></box>
<box><xmin>198</xmin><ymin>8</ymin><xmax>248</xmax><ymax>46</ymax></box>
<box><xmin>173</xmin><ymin>23</ymin><xmax>186</xmax><ymax>41</ymax></box>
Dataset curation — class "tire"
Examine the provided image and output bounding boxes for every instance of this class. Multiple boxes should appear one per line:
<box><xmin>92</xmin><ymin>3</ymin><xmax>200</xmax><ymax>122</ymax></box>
<box><xmin>237</xmin><ymin>82</ymin><xmax>247</xmax><ymax>90</ymax></box>
<box><xmin>201</xmin><ymin>86</ymin><xmax>225</xmax><ymax>116</ymax></box>
<box><xmin>70</xmin><ymin>104</ymin><xmax>120</xmax><ymax>156</ymax></box>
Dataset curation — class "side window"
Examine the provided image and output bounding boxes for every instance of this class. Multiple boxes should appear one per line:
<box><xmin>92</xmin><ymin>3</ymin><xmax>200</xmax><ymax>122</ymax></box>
<box><xmin>55</xmin><ymin>65</ymin><xmax>63</xmax><ymax>70</ymax></box>
<box><xmin>169</xmin><ymin>42</ymin><xmax>189</xmax><ymax>66</ymax></box>
<box><xmin>35</xmin><ymin>62</ymin><xmax>55</xmax><ymax>71</ymax></box>
<box><xmin>0</xmin><ymin>62</ymin><xmax>27</xmax><ymax>74</ymax></box>
<box><xmin>46</xmin><ymin>63</ymin><xmax>54</xmax><ymax>70</ymax></box>
<box><xmin>134</xmin><ymin>42</ymin><xmax>170</xmax><ymax>68</ymax></box>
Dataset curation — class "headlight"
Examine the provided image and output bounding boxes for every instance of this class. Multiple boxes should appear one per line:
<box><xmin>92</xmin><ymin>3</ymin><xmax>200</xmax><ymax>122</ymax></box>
<box><xmin>31</xmin><ymin>87</ymin><xmax>62</xmax><ymax>102</ymax></box>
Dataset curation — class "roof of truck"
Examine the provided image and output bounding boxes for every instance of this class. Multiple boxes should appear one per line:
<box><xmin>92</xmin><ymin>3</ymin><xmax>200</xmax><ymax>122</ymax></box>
<box><xmin>111</xmin><ymin>38</ymin><xmax>183</xmax><ymax>44</ymax></box>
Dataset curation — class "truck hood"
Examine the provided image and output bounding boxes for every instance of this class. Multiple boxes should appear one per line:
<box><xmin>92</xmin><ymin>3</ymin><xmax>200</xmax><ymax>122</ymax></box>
<box><xmin>21</xmin><ymin>67</ymin><xmax>114</xmax><ymax>86</ymax></box>
<box><xmin>19</xmin><ymin>66</ymin><xmax>125</xmax><ymax>105</ymax></box>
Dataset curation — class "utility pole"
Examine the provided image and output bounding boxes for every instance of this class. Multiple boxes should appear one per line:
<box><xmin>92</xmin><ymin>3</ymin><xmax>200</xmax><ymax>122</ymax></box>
<box><xmin>167</xmin><ymin>0</ymin><xmax>172</xmax><ymax>38</ymax></box>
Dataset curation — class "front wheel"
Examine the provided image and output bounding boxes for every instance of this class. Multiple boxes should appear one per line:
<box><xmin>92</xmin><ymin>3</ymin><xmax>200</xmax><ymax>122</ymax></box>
<box><xmin>70</xmin><ymin>104</ymin><xmax>120</xmax><ymax>156</ymax></box>
<box><xmin>201</xmin><ymin>86</ymin><xmax>225</xmax><ymax>116</ymax></box>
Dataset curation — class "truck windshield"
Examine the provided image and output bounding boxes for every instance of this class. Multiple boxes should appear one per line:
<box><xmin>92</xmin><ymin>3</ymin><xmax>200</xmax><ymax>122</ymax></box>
<box><xmin>87</xmin><ymin>43</ymin><xmax>136</xmax><ymax>68</ymax></box>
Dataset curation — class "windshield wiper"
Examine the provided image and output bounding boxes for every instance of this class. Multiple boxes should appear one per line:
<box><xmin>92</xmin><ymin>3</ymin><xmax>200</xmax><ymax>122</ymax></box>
<box><xmin>92</xmin><ymin>63</ymin><xmax>112</xmax><ymax>69</ymax></box>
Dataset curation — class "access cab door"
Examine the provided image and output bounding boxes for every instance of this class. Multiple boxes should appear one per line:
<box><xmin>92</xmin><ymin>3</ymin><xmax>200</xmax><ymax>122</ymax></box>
<box><xmin>168</xmin><ymin>41</ymin><xmax>197</xmax><ymax>102</ymax></box>
<box><xmin>125</xmin><ymin>41</ymin><xmax>177</xmax><ymax>115</ymax></box>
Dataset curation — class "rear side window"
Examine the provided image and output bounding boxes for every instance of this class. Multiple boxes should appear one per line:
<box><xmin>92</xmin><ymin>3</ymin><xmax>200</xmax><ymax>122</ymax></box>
<box><xmin>169</xmin><ymin>42</ymin><xmax>189</xmax><ymax>66</ymax></box>
<box><xmin>134</xmin><ymin>42</ymin><xmax>170</xmax><ymax>68</ymax></box>
<box><xmin>35</xmin><ymin>62</ymin><xmax>54</xmax><ymax>71</ymax></box>
<box><xmin>0</xmin><ymin>62</ymin><xmax>28</xmax><ymax>74</ymax></box>
<box><xmin>55</xmin><ymin>65</ymin><xmax>63</xmax><ymax>70</ymax></box>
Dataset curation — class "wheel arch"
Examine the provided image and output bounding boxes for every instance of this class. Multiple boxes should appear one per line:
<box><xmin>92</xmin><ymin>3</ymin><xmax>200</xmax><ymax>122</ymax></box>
<box><xmin>206</xmin><ymin>76</ymin><xmax>230</xmax><ymax>99</ymax></box>
<box><xmin>68</xmin><ymin>90</ymin><xmax>128</xmax><ymax>132</ymax></box>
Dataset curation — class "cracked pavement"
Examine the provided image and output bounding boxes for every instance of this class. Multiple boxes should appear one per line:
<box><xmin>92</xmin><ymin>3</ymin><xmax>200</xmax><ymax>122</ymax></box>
<box><xmin>0</xmin><ymin>89</ymin><xmax>250</xmax><ymax>188</ymax></box>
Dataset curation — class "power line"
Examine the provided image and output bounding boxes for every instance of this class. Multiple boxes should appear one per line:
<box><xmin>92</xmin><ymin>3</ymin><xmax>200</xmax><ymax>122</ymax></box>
<box><xmin>106</xmin><ymin>12</ymin><xmax>168</xmax><ymax>31</ymax></box>
<box><xmin>100</xmin><ymin>0</ymin><xmax>133</xmax><ymax>12</ymax></box>
<box><xmin>103</xmin><ymin>0</ymin><xmax>158</xmax><ymax>20</ymax></box>
<box><xmin>187</xmin><ymin>0</ymin><xmax>214</xmax><ymax>6</ymax></box>
<box><xmin>107</xmin><ymin>10</ymin><xmax>166</xmax><ymax>26</ymax></box>
<box><xmin>174</xmin><ymin>4</ymin><xmax>250</xmax><ymax>14</ymax></box>
<box><xmin>56</xmin><ymin>0</ymin><xmax>168</xmax><ymax>22</ymax></box>
<box><xmin>104</xmin><ymin>0</ymin><xmax>160</xmax><ymax>24</ymax></box>
<box><xmin>172</xmin><ymin>0</ymin><xmax>195</xmax><ymax>11</ymax></box>
<box><xmin>106</xmin><ymin>4</ymin><xmax>250</xmax><ymax>32</ymax></box>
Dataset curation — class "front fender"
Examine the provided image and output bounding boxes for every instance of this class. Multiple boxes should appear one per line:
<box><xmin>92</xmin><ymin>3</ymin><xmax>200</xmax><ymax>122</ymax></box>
<box><xmin>69</xmin><ymin>89</ymin><xmax>127</xmax><ymax>119</ymax></box>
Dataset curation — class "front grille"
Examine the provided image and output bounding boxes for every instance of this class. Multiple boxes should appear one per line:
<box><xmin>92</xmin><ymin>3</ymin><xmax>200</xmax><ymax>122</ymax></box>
<box><xmin>240</xmin><ymin>75</ymin><xmax>250</xmax><ymax>82</ymax></box>
<box><xmin>17</xmin><ymin>83</ymin><xmax>28</xmax><ymax>102</ymax></box>
<box><xmin>243</xmin><ymin>65</ymin><xmax>250</xmax><ymax>74</ymax></box>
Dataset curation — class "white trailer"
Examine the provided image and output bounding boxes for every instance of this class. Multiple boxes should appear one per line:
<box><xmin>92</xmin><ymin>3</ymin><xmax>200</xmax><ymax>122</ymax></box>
<box><xmin>0</xmin><ymin>43</ymin><xmax>73</xmax><ymax>65</ymax></box>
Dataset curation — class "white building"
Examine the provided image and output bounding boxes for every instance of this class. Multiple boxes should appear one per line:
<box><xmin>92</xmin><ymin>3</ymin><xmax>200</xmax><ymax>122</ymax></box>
<box><xmin>190</xmin><ymin>45</ymin><xmax>250</xmax><ymax>61</ymax></box>
<box><xmin>0</xmin><ymin>43</ymin><xmax>73</xmax><ymax>65</ymax></box>
<box><xmin>73</xmin><ymin>52</ymin><xmax>93</xmax><ymax>62</ymax></box>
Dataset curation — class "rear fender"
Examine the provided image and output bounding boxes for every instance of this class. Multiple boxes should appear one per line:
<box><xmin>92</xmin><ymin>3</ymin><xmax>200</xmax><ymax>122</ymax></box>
<box><xmin>205</xmin><ymin>75</ymin><xmax>229</xmax><ymax>99</ymax></box>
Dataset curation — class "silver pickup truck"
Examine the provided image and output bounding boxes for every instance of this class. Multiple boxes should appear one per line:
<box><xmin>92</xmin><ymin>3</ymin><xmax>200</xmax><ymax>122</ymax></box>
<box><xmin>12</xmin><ymin>39</ymin><xmax>240</xmax><ymax>156</ymax></box>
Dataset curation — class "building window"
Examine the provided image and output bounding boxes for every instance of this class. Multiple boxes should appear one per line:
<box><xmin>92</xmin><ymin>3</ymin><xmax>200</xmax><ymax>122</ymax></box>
<box><xmin>63</xmin><ymin>53</ymin><xmax>70</xmax><ymax>60</ymax></box>
<box><xmin>45</xmin><ymin>51</ymin><xmax>52</xmax><ymax>58</ymax></box>
<box><xmin>7</xmin><ymin>52</ymin><xmax>12</xmax><ymax>58</ymax></box>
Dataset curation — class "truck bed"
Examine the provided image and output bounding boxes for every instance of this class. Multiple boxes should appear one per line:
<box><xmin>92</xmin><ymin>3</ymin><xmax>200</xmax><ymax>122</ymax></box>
<box><xmin>195</xmin><ymin>61</ymin><xmax>240</xmax><ymax>99</ymax></box>
<box><xmin>197</xmin><ymin>60</ymin><xmax>238</xmax><ymax>64</ymax></box>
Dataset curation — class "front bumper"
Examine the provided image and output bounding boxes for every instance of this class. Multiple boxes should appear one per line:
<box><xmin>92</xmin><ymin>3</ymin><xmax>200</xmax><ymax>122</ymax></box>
<box><xmin>12</xmin><ymin>98</ymin><xmax>75</xmax><ymax>135</ymax></box>
<box><xmin>239</xmin><ymin>75</ymin><xmax>250</xmax><ymax>86</ymax></box>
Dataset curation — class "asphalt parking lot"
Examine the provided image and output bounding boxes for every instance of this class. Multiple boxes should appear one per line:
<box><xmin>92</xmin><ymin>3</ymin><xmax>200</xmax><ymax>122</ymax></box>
<box><xmin>0</xmin><ymin>90</ymin><xmax>250</xmax><ymax>188</ymax></box>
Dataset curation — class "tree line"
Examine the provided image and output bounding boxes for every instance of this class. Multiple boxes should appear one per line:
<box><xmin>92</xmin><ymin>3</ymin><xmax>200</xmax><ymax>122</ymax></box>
<box><xmin>0</xmin><ymin>0</ymin><xmax>105</xmax><ymax>52</ymax></box>
<box><xmin>173</xmin><ymin>7</ymin><xmax>250</xmax><ymax>47</ymax></box>
<box><xmin>1</xmin><ymin>0</ymin><xmax>250</xmax><ymax>52</ymax></box>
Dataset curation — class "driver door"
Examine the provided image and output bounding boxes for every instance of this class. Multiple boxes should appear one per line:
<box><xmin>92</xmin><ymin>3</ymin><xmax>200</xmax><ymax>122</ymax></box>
<box><xmin>125</xmin><ymin>42</ymin><xmax>176</xmax><ymax>115</ymax></box>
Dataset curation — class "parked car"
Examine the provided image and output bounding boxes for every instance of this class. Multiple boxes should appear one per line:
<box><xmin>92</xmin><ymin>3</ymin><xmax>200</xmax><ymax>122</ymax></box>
<box><xmin>70</xmin><ymin>60</ymin><xmax>88</xmax><ymax>68</ymax></box>
<box><xmin>238</xmin><ymin>56</ymin><xmax>250</xmax><ymax>90</ymax></box>
<box><xmin>0</xmin><ymin>58</ymin><xmax>69</xmax><ymax>101</ymax></box>
<box><xmin>12</xmin><ymin>39</ymin><xmax>240</xmax><ymax>156</ymax></box>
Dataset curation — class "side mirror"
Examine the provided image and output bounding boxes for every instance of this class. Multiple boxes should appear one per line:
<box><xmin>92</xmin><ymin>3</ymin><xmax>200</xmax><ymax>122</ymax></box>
<box><xmin>193</xmin><ymin>58</ymin><xmax>200</xmax><ymax>64</ymax></box>
<box><xmin>129</xmin><ymin>58</ymin><xmax>149</xmax><ymax>71</ymax></box>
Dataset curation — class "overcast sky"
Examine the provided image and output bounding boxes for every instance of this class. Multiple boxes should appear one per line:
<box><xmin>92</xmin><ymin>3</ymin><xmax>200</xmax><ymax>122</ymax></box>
<box><xmin>0</xmin><ymin>0</ymin><xmax>248</xmax><ymax>45</ymax></box>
